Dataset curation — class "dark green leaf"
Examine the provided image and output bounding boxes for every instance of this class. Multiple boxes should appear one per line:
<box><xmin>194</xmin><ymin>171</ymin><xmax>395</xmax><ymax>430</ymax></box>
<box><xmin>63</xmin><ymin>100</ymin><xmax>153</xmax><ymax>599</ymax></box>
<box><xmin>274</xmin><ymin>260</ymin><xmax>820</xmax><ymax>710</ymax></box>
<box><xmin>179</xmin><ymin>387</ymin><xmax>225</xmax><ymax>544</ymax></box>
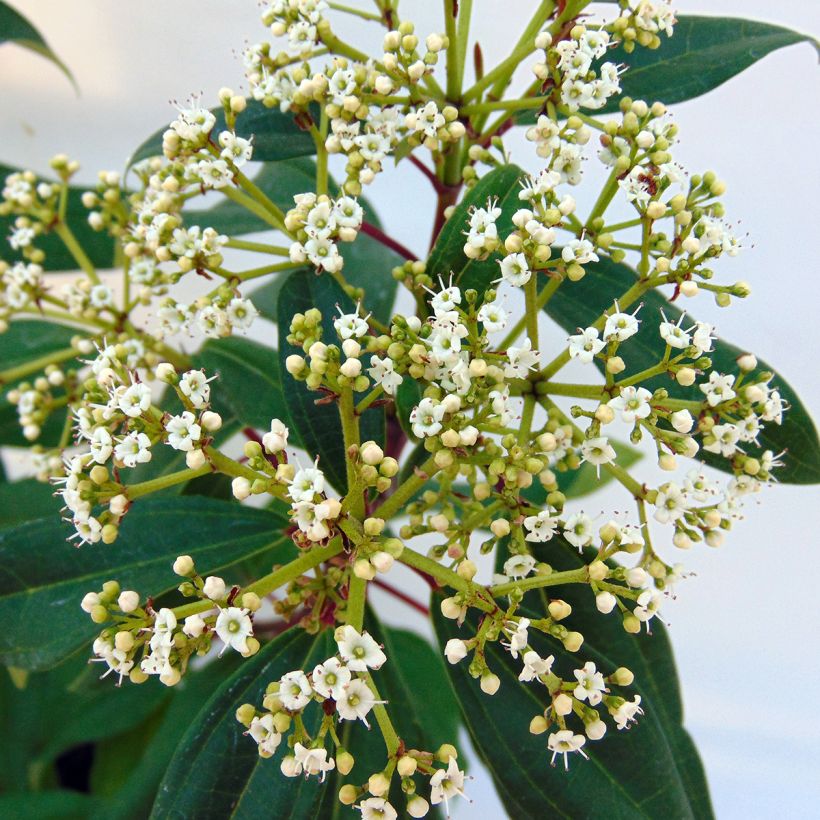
<box><xmin>0</xmin><ymin>319</ymin><xmax>80</xmax><ymax>447</ymax></box>
<box><xmin>541</xmin><ymin>259</ymin><xmax>820</xmax><ymax>483</ymax></box>
<box><xmin>0</xmin><ymin>791</ymin><xmax>98</xmax><ymax>819</ymax></box>
<box><xmin>277</xmin><ymin>270</ymin><xmax>385</xmax><ymax>492</ymax></box>
<box><xmin>151</xmin><ymin>627</ymin><xmax>334</xmax><ymax>819</ymax></box>
<box><xmin>0</xmin><ymin>497</ymin><xmax>295</xmax><ymax>669</ymax></box>
<box><xmin>128</xmin><ymin>100</ymin><xmax>319</xmax><ymax>168</ymax></box>
<box><xmin>0</xmin><ymin>652</ymin><xmax>171</xmax><ymax>791</ymax></box>
<box><xmin>0</xmin><ymin>479</ymin><xmax>61</xmax><ymax>526</ymax></box>
<box><xmin>434</xmin><ymin>537</ymin><xmax>713</xmax><ymax>819</ymax></box>
<box><xmin>0</xmin><ymin>164</ymin><xmax>116</xmax><ymax>271</ymax></box>
<box><xmin>427</xmin><ymin>164</ymin><xmax>527</xmax><ymax>293</ymax></box>
<box><xmin>0</xmin><ymin>1</ymin><xmax>75</xmax><ymax>87</ymax></box>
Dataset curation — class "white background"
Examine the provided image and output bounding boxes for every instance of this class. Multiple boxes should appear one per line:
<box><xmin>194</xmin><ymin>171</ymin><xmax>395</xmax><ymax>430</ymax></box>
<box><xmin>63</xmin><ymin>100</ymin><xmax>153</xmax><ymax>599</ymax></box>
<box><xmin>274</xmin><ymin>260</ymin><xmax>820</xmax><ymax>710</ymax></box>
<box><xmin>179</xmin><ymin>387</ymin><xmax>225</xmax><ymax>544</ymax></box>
<box><xmin>2</xmin><ymin>2</ymin><xmax>819</xmax><ymax>817</ymax></box>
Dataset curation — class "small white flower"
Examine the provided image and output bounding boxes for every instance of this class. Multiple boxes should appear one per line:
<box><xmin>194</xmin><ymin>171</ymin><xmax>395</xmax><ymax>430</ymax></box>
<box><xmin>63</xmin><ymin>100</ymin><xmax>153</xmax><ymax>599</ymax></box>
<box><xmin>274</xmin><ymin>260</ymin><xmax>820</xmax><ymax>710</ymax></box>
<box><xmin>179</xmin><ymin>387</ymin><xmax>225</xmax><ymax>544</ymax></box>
<box><xmin>311</xmin><ymin>657</ymin><xmax>351</xmax><ymax>700</ymax></box>
<box><xmin>336</xmin><ymin>678</ymin><xmax>382</xmax><ymax>726</ymax></box>
<box><xmin>334</xmin><ymin>305</ymin><xmax>369</xmax><ymax>339</ymax></box>
<box><xmin>215</xmin><ymin>607</ymin><xmax>253</xmax><ymax>655</ymax></box>
<box><xmin>430</xmin><ymin>756</ymin><xmax>468</xmax><ymax>809</ymax></box>
<box><xmin>248</xmin><ymin>714</ymin><xmax>281</xmax><ymax>757</ymax></box>
<box><xmin>523</xmin><ymin>511</ymin><xmax>559</xmax><ymax>543</ymax></box>
<box><xmin>477</xmin><ymin>300</ymin><xmax>508</xmax><ymax>333</ymax></box>
<box><xmin>573</xmin><ymin>661</ymin><xmax>607</xmax><ymax>705</ymax></box>
<box><xmin>335</xmin><ymin>625</ymin><xmax>387</xmax><ymax>671</ymax></box>
<box><xmin>518</xmin><ymin>650</ymin><xmax>553</xmax><ymax>683</ymax></box>
<box><xmin>410</xmin><ymin>397</ymin><xmax>446</xmax><ymax>439</ymax></box>
<box><xmin>608</xmin><ymin>386</ymin><xmax>653</xmax><ymax>423</ymax></box>
<box><xmin>503</xmin><ymin>554</ymin><xmax>536</xmax><ymax>579</ymax></box>
<box><xmin>369</xmin><ymin>356</ymin><xmax>402</xmax><ymax>396</ymax></box>
<box><xmin>580</xmin><ymin>437</ymin><xmax>616</xmax><ymax>474</ymax></box>
<box><xmin>292</xmin><ymin>742</ymin><xmax>335</xmax><ymax>781</ymax></box>
<box><xmin>114</xmin><ymin>431</ymin><xmax>152</xmax><ymax>468</ymax></box>
<box><xmin>505</xmin><ymin>338</ymin><xmax>540</xmax><ymax>379</ymax></box>
<box><xmin>568</xmin><ymin>327</ymin><xmax>604</xmax><ymax>363</ymax></box>
<box><xmin>118</xmin><ymin>382</ymin><xmax>152</xmax><ymax>418</ymax></box>
<box><xmin>179</xmin><ymin>370</ymin><xmax>212</xmax><ymax>408</ymax></box>
<box><xmin>563</xmin><ymin>512</ymin><xmax>594</xmax><ymax>550</ymax></box>
<box><xmin>279</xmin><ymin>670</ymin><xmax>313</xmax><ymax>711</ymax></box>
<box><xmin>358</xmin><ymin>797</ymin><xmax>397</xmax><ymax>820</ymax></box>
<box><xmin>611</xmin><ymin>695</ymin><xmax>643</xmax><ymax>730</ymax></box>
<box><xmin>603</xmin><ymin>304</ymin><xmax>641</xmax><ymax>343</ymax></box>
<box><xmin>165</xmin><ymin>411</ymin><xmax>202</xmax><ymax>452</ymax></box>
<box><xmin>289</xmin><ymin>462</ymin><xmax>325</xmax><ymax>502</ymax></box>
<box><xmin>548</xmin><ymin>730</ymin><xmax>589</xmax><ymax>769</ymax></box>
<box><xmin>498</xmin><ymin>252</ymin><xmax>531</xmax><ymax>287</ymax></box>
<box><xmin>700</xmin><ymin>372</ymin><xmax>736</xmax><ymax>407</ymax></box>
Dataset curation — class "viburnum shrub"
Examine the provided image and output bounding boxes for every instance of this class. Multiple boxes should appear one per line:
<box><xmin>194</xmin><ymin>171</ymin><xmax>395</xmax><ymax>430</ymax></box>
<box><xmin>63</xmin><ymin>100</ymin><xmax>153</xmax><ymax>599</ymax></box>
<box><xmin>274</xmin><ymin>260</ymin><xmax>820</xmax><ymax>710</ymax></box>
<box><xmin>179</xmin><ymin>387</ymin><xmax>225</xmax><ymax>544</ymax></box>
<box><xmin>1</xmin><ymin>1</ymin><xmax>818</xmax><ymax>817</ymax></box>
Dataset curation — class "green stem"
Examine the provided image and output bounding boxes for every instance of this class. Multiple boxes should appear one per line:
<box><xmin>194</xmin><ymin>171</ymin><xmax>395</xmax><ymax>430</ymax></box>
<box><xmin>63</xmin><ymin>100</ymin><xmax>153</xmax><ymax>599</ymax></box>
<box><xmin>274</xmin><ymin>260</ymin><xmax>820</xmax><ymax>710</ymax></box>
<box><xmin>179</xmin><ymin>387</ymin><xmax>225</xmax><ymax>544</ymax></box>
<box><xmin>444</xmin><ymin>0</ymin><xmax>460</xmax><ymax>101</ymax></box>
<box><xmin>365</xmin><ymin>673</ymin><xmax>401</xmax><ymax>755</ymax></box>
<box><xmin>220</xmin><ymin>187</ymin><xmax>284</xmax><ymax>233</ymax></box>
<box><xmin>328</xmin><ymin>1</ymin><xmax>383</xmax><ymax>21</ymax></box>
<box><xmin>497</xmin><ymin>274</ymin><xmax>562</xmax><ymax>349</ymax></box>
<box><xmin>346</xmin><ymin>574</ymin><xmax>366</xmax><ymax>630</ymax></box>
<box><xmin>370</xmin><ymin>454</ymin><xmax>439</xmax><ymax>520</ymax></box>
<box><xmin>454</xmin><ymin>0</ymin><xmax>473</xmax><ymax>93</ymax></box>
<box><xmin>0</xmin><ymin>346</ymin><xmax>78</xmax><ymax>386</ymax></box>
<box><xmin>53</xmin><ymin>222</ymin><xmax>100</xmax><ymax>284</ymax></box>
<box><xmin>224</xmin><ymin>238</ymin><xmax>290</xmax><ymax>255</ymax></box>
<box><xmin>490</xmin><ymin>567</ymin><xmax>587</xmax><ymax>597</ymax></box>
<box><xmin>245</xmin><ymin>539</ymin><xmax>345</xmax><ymax>598</ymax></box>
<box><xmin>126</xmin><ymin>463</ymin><xmax>211</xmax><ymax>500</ymax></box>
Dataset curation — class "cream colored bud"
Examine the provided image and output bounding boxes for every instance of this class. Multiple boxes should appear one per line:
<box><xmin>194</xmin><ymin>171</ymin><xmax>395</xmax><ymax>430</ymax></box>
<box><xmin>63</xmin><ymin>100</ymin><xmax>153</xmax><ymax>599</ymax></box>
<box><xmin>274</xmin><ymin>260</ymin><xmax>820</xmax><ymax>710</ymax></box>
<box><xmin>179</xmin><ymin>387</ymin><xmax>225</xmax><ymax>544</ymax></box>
<box><xmin>588</xmin><ymin>560</ymin><xmax>608</xmax><ymax>581</ymax></box>
<box><xmin>203</xmin><ymin>575</ymin><xmax>226</xmax><ymax>601</ymax></box>
<box><xmin>114</xmin><ymin>630</ymin><xmax>135</xmax><ymax>652</ymax></box>
<box><xmin>737</xmin><ymin>353</ymin><xmax>757</xmax><ymax>372</ymax></box>
<box><xmin>659</xmin><ymin>453</ymin><xmax>677</xmax><ymax>471</ymax></box>
<box><xmin>184</xmin><ymin>449</ymin><xmax>206</xmax><ymax>470</ymax></box>
<box><xmin>368</xmin><ymin>772</ymin><xmax>390</xmax><ymax>797</ymax></box>
<box><xmin>671</xmin><ymin>409</ymin><xmax>694</xmax><ymax>433</ymax></box>
<box><xmin>353</xmin><ymin>558</ymin><xmax>377</xmax><ymax>580</ymax></box>
<box><xmin>242</xmin><ymin>592</ymin><xmax>262</xmax><ymax>612</ymax></box>
<box><xmin>360</xmin><ymin>441</ymin><xmax>384</xmax><ymax>465</ymax></box>
<box><xmin>80</xmin><ymin>592</ymin><xmax>100</xmax><ymax>613</ymax></box>
<box><xmin>706</xmin><ymin>530</ymin><xmax>724</xmax><ymax>548</ymax></box>
<box><xmin>673</xmin><ymin>531</ymin><xmax>692</xmax><ymax>550</ymax></box>
<box><xmin>430</xmin><ymin>513</ymin><xmax>450</xmax><ymax>533</ymax></box>
<box><xmin>553</xmin><ymin>693</ymin><xmax>573</xmax><ymax>716</ymax></box>
<box><xmin>457</xmin><ymin>559</ymin><xmax>477</xmax><ymax>581</ymax></box>
<box><xmin>611</xmin><ymin>666</ymin><xmax>634</xmax><ymax>686</ymax></box>
<box><xmin>364</xmin><ymin>517</ymin><xmax>385</xmax><ymax>536</ymax></box>
<box><xmin>562</xmin><ymin>631</ymin><xmax>583</xmax><ymax>651</ymax></box>
<box><xmin>595</xmin><ymin>404</ymin><xmax>615</xmax><ymax>425</ymax></box>
<box><xmin>441</xmin><ymin>394</ymin><xmax>461</xmax><ymax>413</ymax></box>
<box><xmin>285</xmin><ymin>354</ymin><xmax>306</xmax><ymax>375</ymax></box>
<box><xmin>118</xmin><ymin>590</ymin><xmax>140</xmax><ymax>613</ymax></box>
<box><xmin>537</xmin><ymin>432</ymin><xmax>557</xmax><ymax>452</ymax></box>
<box><xmin>586</xmin><ymin>719</ymin><xmax>607</xmax><ymax>740</ymax></box>
<box><xmin>440</xmin><ymin>429</ymin><xmax>460</xmax><ymax>448</ymax></box>
<box><xmin>370</xmin><ymin>551</ymin><xmax>394</xmax><ymax>574</ymax></box>
<box><xmin>440</xmin><ymin>597</ymin><xmax>463</xmax><ymax>620</ymax></box>
<box><xmin>530</xmin><ymin>715</ymin><xmax>548</xmax><ymax>734</ymax></box>
<box><xmin>548</xmin><ymin>600</ymin><xmax>572</xmax><ymax>621</ymax></box>
<box><xmin>490</xmin><ymin>519</ymin><xmax>510</xmax><ymax>538</ymax></box>
<box><xmin>468</xmin><ymin>358</ymin><xmax>487</xmax><ymax>377</ymax></box>
<box><xmin>606</xmin><ymin>356</ymin><xmax>626</xmax><ymax>374</ymax></box>
<box><xmin>480</xmin><ymin>673</ymin><xmax>501</xmax><ymax>695</ymax></box>
<box><xmin>680</xmin><ymin>280</ymin><xmax>699</xmax><ymax>297</ymax></box>
<box><xmin>407</xmin><ymin>796</ymin><xmax>430</xmax><ymax>818</ymax></box>
<box><xmin>160</xmin><ymin>666</ymin><xmax>181</xmax><ymax>687</ymax></box>
<box><xmin>676</xmin><ymin>367</ymin><xmax>696</xmax><ymax>386</ymax></box>
<box><xmin>646</xmin><ymin>200</ymin><xmax>666</xmax><ymax>219</ymax></box>
<box><xmin>173</xmin><ymin>555</ymin><xmax>195</xmax><ymax>576</ymax></box>
<box><xmin>232</xmin><ymin>476</ymin><xmax>251</xmax><ymax>500</ymax></box>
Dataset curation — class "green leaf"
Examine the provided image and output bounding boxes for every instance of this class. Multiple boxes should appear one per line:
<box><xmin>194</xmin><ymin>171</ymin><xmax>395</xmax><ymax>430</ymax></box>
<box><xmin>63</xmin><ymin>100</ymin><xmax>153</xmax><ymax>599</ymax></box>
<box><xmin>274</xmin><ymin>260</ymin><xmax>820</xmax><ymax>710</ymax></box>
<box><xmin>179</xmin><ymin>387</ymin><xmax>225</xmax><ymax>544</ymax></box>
<box><xmin>0</xmin><ymin>1</ymin><xmax>75</xmax><ymax>87</ymax></box>
<box><xmin>89</xmin><ymin>654</ymin><xmax>243</xmax><ymax>819</ymax></box>
<box><xmin>0</xmin><ymin>791</ymin><xmax>98</xmax><ymax>819</ymax></box>
<box><xmin>0</xmin><ymin>164</ymin><xmax>116</xmax><ymax>271</ymax></box>
<box><xmin>0</xmin><ymin>479</ymin><xmax>61</xmax><ymax>527</ymax></box>
<box><xmin>151</xmin><ymin>627</ymin><xmax>335</xmax><ymax>818</ymax></box>
<box><xmin>195</xmin><ymin>336</ymin><xmax>297</xmax><ymax>438</ymax></box>
<box><xmin>426</xmin><ymin>164</ymin><xmax>527</xmax><ymax>293</ymax></box>
<box><xmin>434</xmin><ymin>538</ymin><xmax>713</xmax><ymax>819</ymax></box>
<box><xmin>277</xmin><ymin>270</ymin><xmax>385</xmax><ymax>492</ymax></box>
<box><xmin>0</xmin><ymin>319</ymin><xmax>79</xmax><ymax>447</ymax></box>
<box><xmin>0</xmin><ymin>497</ymin><xmax>295</xmax><ymax>670</ymax></box>
<box><xmin>0</xmin><ymin>652</ymin><xmax>171</xmax><ymax>791</ymax></box>
<box><xmin>541</xmin><ymin>259</ymin><xmax>820</xmax><ymax>483</ymax></box>
<box><xmin>128</xmin><ymin>100</ymin><xmax>319</xmax><ymax>169</ymax></box>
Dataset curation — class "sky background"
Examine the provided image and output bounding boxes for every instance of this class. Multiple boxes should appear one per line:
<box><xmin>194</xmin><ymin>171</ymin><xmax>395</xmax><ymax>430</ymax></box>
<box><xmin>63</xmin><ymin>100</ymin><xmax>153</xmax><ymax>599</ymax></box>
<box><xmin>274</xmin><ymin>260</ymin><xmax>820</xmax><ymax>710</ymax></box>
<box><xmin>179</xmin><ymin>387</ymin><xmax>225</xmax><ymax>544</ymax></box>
<box><xmin>2</xmin><ymin>2</ymin><xmax>819</xmax><ymax>817</ymax></box>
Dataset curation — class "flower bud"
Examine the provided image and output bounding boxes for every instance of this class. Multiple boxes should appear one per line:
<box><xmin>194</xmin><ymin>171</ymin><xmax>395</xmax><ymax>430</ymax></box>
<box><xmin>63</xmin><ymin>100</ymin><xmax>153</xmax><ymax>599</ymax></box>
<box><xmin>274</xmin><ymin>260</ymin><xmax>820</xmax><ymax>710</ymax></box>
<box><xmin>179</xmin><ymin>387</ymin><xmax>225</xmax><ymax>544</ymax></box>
<box><xmin>675</xmin><ymin>367</ymin><xmax>696</xmax><ymax>386</ymax></box>
<box><xmin>200</xmin><ymin>411</ymin><xmax>222</xmax><ymax>432</ymax></box>
<box><xmin>280</xmin><ymin>756</ymin><xmax>300</xmax><ymax>777</ymax></box>
<box><xmin>203</xmin><ymin>575</ymin><xmax>226</xmax><ymax>600</ymax></box>
<box><xmin>407</xmin><ymin>796</ymin><xmax>430</xmax><ymax>818</ymax></box>
<box><xmin>553</xmin><ymin>693</ymin><xmax>573</xmax><ymax>715</ymax></box>
<box><xmin>626</xmin><ymin>567</ymin><xmax>647</xmax><ymax>588</ymax></box>
<box><xmin>611</xmin><ymin>666</ymin><xmax>634</xmax><ymax>686</ymax></box>
<box><xmin>490</xmin><ymin>518</ymin><xmax>510</xmax><ymax>538</ymax></box>
<box><xmin>562</xmin><ymin>631</ymin><xmax>583</xmax><ymax>651</ymax></box>
<box><xmin>737</xmin><ymin>353</ymin><xmax>757</xmax><ymax>372</ymax></box>
<box><xmin>529</xmin><ymin>715</ymin><xmax>548</xmax><ymax>734</ymax></box>
<box><xmin>114</xmin><ymin>631</ymin><xmax>134</xmax><ymax>652</ymax></box>
<box><xmin>336</xmin><ymin>750</ymin><xmax>355</xmax><ymax>775</ymax></box>
<box><xmin>588</xmin><ymin>560</ymin><xmax>608</xmax><ymax>581</ymax></box>
<box><xmin>586</xmin><ymin>719</ymin><xmax>607</xmax><ymax>740</ymax></box>
<box><xmin>457</xmin><ymin>559</ymin><xmax>477</xmax><ymax>580</ymax></box>
<box><xmin>596</xmin><ymin>591</ymin><xmax>617</xmax><ymax>614</ymax></box>
<box><xmin>173</xmin><ymin>555</ymin><xmax>195</xmax><ymax>576</ymax></box>
<box><xmin>118</xmin><ymin>590</ymin><xmax>140</xmax><ymax>613</ymax></box>
<box><xmin>480</xmin><ymin>673</ymin><xmax>501</xmax><ymax>695</ymax></box>
<box><xmin>548</xmin><ymin>600</ymin><xmax>572</xmax><ymax>620</ymax></box>
<box><xmin>360</xmin><ymin>442</ymin><xmax>384</xmax><ymax>465</ymax></box>
<box><xmin>370</xmin><ymin>551</ymin><xmax>394</xmax><ymax>574</ymax></box>
<box><xmin>81</xmin><ymin>592</ymin><xmax>100</xmax><ymax>613</ymax></box>
<box><xmin>659</xmin><ymin>453</ymin><xmax>677</xmax><ymax>471</ymax></box>
<box><xmin>436</xmin><ymin>743</ymin><xmax>458</xmax><ymax>763</ymax></box>
<box><xmin>186</xmin><ymin>449</ymin><xmax>207</xmax><ymax>469</ymax></box>
<box><xmin>671</xmin><ymin>409</ymin><xmax>694</xmax><ymax>433</ymax></box>
<box><xmin>368</xmin><ymin>772</ymin><xmax>390</xmax><ymax>797</ymax></box>
<box><xmin>398</xmin><ymin>755</ymin><xmax>418</xmax><ymax>777</ymax></box>
<box><xmin>232</xmin><ymin>477</ymin><xmax>251</xmax><ymax>500</ymax></box>
<box><xmin>440</xmin><ymin>597</ymin><xmax>463</xmax><ymax>620</ymax></box>
<box><xmin>444</xmin><ymin>639</ymin><xmax>468</xmax><ymax>664</ymax></box>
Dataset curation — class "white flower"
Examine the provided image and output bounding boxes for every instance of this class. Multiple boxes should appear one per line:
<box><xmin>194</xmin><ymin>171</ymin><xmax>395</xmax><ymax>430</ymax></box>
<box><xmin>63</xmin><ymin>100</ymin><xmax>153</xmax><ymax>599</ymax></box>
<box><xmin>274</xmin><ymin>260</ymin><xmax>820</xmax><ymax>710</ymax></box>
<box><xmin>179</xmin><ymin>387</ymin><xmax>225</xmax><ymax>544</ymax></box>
<box><xmin>118</xmin><ymin>382</ymin><xmax>152</xmax><ymax>418</ymax></box>
<box><xmin>336</xmin><ymin>678</ymin><xmax>381</xmax><ymax>726</ymax></box>
<box><xmin>580</xmin><ymin>437</ymin><xmax>616</xmax><ymax>474</ymax></box>
<box><xmin>498</xmin><ymin>252</ymin><xmax>531</xmax><ymax>287</ymax></box>
<box><xmin>505</xmin><ymin>338</ymin><xmax>540</xmax><ymax>379</ymax></box>
<box><xmin>671</xmin><ymin>409</ymin><xmax>694</xmax><ymax>433</ymax></box>
<box><xmin>523</xmin><ymin>510</ymin><xmax>559</xmax><ymax>543</ymax></box>
<box><xmin>659</xmin><ymin>312</ymin><xmax>692</xmax><ymax>349</ymax></box>
<box><xmin>430</xmin><ymin>756</ymin><xmax>468</xmax><ymax>809</ymax></box>
<box><xmin>89</xmin><ymin>427</ymin><xmax>114</xmax><ymax>464</ymax></box>
<box><xmin>183</xmin><ymin>613</ymin><xmax>206</xmax><ymax>638</ymax></box>
<box><xmin>215</xmin><ymin>607</ymin><xmax>253</xmax><ymax>655</ymax></box>
<box><xmin>700</xmin><ymin>372</ymin><xmax>736</xmax><ymax>407</ymax></box>
<box><xmin>289</xmin><ymin>462</ymin><xmax>325</xmax><ymax>502</ymax></box>
<box><xmin>634</xmin><ymin>590</ymin><xmax>662</xmax><ymax>623</ymax></box>
<box><xmin>519</xmin><ymin>650</ymin><xmax>553</xmax><ymax>682</ymax></box>
<box><xmin>477</xmin><ymin>300</ymin><xmax>508</xmax><ymax>333</ymax></box>
<box><xmin>503</xmin><ymin>617</ymin><xmax>530</xmax><ymax>659</ymax></box>
<box><xmin>691</xmin><ymin>321</ymin><xmax>715</xmax><ymax>355</ymax></box>
<box><xmin>563</xmin><ymin>512</ymin><xmax>594</xmax><ymax>550</ymax></box>
<box><xmin>611</xmin><ymin>695</ymin><xmax>643</xmax><ymax>730</ymax></box>
<box><xmin>279</xmin><ymin>670</ymin><xmax>313</xmax><ymax>710</ymax></box>
<box><xmin>653</xmin><ymin>482</ymin><xmax>688</xmax><ymax>524</ymax></box>
<box><xmin>165</xmin><ymin>411</ymin><xmax>202</xmax><ymax>451</ymax></box>
<box><xmin>179</xmin><ymin>370</ymin><xmax>212</xmax><ymax>408</ymax></box>
<box><xmin>568</xmin><ymin>327</ymin><xmax>604</xmax><ymax>363</ymax></box>
<box><xmin>114</xmin><ymin>431</ymin><xmax>152</xmax><ymax>468</ymax></box>
<box><xmin>292</xmin><ymin>742</ymin><xmax>336</xmax><ymax>781</ymax></box>
<box><xmin>335</xmin><ymin>625</ymin><xmax>386</xmax><ymax>671</ymax></box>
<box><xmin>429</xmin><ymin>282</ymin><xmax>462</xmax><ymax>316</ymax></box>
<box><xmin>312</xmin><ymin>657</ymin><xmax>351</xmax><ymax>700</ymax></box>
<box><xmin>603</xmin><ymin>305</ymin><xmax>641</xmax><ymax>342</ymax></box>
<box><xmin>151</xmin><ymin>608</ymin><xmax>177</xmax><ymax>652</ymax></box>
<box><xmin>358</xmin><ymin>797</ymin><xmax>397</xmax><ymax>820</ymax></box>
<box><xmin>503</xmin><ymin>554</ymin><xmax>536</xmax><ymax>579</ymax></box>
<box><xmin>334</xmin><ymin>305</ymin><xmax>369</xmax><ymax>339</ymax></box>
<box><xmin>561</xmin><ymin>237</ymin><xmax>598</xmax><ymax>265</ymax></box>
<box><xmin>573</xmin><ymin>661</ymin><xmax>607</xmax><ymax>705</ymax></box>
<box><xmin>410</xmin><ymin>397</ymin><xmax>445</xmax><ymax>438</ymax></box>
<box><xmin>703</xmin><ymin>422</ymin><xmax>741</xmax><ymax>457</ymax></box>
<box><xmin>369</xmin><ymin>356</ymin><xmax>402</xmax><ymax>396</ymax></box>
<box><xmin>248</xmin><ymin>714</ymin><xmax>281</xmax><ymax>757</ymax></box>
<box><xmin>608</xmin><ymin>386</ymin><xmax>653</xmax><ymax>423</ymax></box>
<box><xmin>548</xmin><ymin>730</ymin><xmax>588</xmax><ymax>769</ymax></box>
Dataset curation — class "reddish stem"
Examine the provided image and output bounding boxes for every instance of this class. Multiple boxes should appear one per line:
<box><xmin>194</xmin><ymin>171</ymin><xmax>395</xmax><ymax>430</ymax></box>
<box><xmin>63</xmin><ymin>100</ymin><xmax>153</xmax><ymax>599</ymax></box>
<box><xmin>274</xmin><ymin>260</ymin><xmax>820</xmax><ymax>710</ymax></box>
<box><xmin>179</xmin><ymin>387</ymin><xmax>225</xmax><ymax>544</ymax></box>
<box><xmin>360</xmin><ymin>221</ymin><xmax>417</xmax><ymax>261</ymax></box>
<box><xmin>409</xmin><ymin>154</ymin><xmax>445</xmax><ymax>193</ymax></box>
<box><xmin>371</xmin><ymin>577</ymin><xmax>430</xmax><ymax>616</ymax></box>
